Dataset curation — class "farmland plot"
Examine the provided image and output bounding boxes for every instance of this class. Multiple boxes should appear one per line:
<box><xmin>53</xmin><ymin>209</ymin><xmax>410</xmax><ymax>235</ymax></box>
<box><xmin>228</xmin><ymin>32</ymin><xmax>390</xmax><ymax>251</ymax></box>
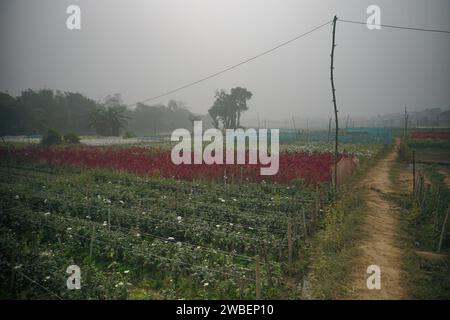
<box><xmin>0</xmin><ymin>143</ymin><xmax>381</xmax><ymax>299</ymax></box>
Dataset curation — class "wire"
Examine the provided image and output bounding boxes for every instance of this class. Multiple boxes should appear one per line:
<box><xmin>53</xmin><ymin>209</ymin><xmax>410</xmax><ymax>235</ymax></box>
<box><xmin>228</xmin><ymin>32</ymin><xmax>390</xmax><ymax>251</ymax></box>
<box><xmin>131</xmin><ymin>19</ymin><xmax>332</xmax><ymax>106</ymax></box>
<box><xmin>1</xmin><ymin>209</ymin><xmax>256</xmax><ymax>282</ymax></box>
<box><xmin>0</xmin><ymin>261</ymin><xmax>63</xmax><ymax>300</ymax></box>
<box><xmin>339</xmin><ymin>19</ymin><xmax>450</xmax><ymax>34</ymax></box>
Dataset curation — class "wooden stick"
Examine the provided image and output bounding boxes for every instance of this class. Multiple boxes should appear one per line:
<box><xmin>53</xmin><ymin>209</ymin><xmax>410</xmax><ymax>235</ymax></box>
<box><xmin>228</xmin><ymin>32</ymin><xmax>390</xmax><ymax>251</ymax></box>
<box><xmin>89</xmin><ymin>225</ymin><xmax>96</xmax><ymax>258</ymax></box>
<box><xmin>437</xmin><ymin>206</ymin><xmax>449</xmax><ymax>253</ymax></box>
<box><xmin>263</xmin><ymin>245</ymin><xmax>273</xmax><ymax>288</ymax></box>
<box><xmin>302</xmin><ymin>208</ymin><xmax>307</xmax><ymax>237</ymax></box>
<box><xmin>330</xmin><ymin>15</ymin><xmax>339</xmax><ymax>190</ymax></box>
<box><xmin>287</xmin><ymin>222</ymin><xmax>293</xmax><ymax>268</ymax></box>
<box><xmin>412</xmin><ymin>151</ymin><xmax>416</xmax><ymax>195</ymax></box>
<box><xmin>255</xmin><ymin>255</ymin><xmax>261</xmax><ymax>299</ymax></box>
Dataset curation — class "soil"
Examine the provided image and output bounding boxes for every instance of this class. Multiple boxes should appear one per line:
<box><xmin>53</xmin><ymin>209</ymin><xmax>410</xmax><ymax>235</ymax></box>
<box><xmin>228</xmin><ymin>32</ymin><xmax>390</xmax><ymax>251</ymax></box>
<box><xmin>345</xmin><ymin>140</ymin><xmax>408</xmax><ymax>299</ymax></box>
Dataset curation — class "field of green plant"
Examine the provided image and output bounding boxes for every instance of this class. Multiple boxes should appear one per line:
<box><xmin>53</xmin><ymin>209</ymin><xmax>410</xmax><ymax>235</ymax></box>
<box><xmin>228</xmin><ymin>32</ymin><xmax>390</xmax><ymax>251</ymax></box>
<box><xmin>0</xmin><ymin>142</ymin><xmax>383</xmax><ymax>299</ymax></box>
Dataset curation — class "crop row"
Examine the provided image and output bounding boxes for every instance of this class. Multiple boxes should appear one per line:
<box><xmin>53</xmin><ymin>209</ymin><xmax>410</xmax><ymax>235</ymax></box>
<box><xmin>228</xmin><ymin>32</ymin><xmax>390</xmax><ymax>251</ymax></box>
<box><xmin>0</xmin><ymin>145</ymin><xmax>350</xmax><ymax>184</ymax></box>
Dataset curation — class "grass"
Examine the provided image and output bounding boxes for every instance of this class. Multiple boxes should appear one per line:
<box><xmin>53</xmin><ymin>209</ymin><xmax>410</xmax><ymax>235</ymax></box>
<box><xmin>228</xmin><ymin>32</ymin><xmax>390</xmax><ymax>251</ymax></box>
<box><xmin>388</xmin><ymin>159</ymin><xmax>450</xmax><ymax>299</ymax></box>
<box><xmin>306</xmin><ymin>146</ymin><xmax>390</xmax><ymax>299</ymax></box>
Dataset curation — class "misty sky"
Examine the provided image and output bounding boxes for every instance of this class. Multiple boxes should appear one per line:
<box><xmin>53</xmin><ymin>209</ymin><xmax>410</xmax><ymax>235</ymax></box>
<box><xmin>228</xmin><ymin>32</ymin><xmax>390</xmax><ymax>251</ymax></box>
<box><xmin>0</xmin><ymin>0</ymin><xmax>449</xmax><ymax>122</ymax></box>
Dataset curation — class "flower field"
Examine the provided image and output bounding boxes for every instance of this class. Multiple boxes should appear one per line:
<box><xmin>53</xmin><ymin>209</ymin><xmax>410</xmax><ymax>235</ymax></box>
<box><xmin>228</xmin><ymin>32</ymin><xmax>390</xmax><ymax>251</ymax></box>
<box><xmin>0</xmin><ymin>145</ymin><xmax>369</xmax><ymax>184</ymax></box>
<box><xmin>0</xmin><ymin>142</ymin><xmax>383</xmax><ymax>299</ymax></box>
<box><xmin>0</xmin><ymin>163</ymin><xmax>324</xmax><ymax>299</ymax></box>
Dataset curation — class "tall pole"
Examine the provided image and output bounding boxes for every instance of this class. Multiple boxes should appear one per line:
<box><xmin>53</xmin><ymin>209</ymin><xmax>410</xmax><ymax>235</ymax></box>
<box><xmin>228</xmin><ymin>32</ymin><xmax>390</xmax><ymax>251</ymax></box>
<box><xmin>330</xmin><ymin>15</ymin><xmax>339</xmax><ymax>189</ymax></box>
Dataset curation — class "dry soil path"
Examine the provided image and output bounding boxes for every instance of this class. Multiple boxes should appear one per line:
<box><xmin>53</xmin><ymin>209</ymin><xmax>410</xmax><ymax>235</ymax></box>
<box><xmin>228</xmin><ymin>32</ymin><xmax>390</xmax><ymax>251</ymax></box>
<box><xmin>346</xmin><ymin>141</ymin><xmax>408</xmax><ymax>299</ymax></box>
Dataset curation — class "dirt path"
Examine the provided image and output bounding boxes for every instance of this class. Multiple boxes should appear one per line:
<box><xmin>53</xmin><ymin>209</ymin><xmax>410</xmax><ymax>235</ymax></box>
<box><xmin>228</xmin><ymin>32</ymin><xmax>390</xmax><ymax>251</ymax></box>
<box><xmin>346</xmin><ymin>141</ymin><xmax>408</xmax><ymax>299</ymax></box>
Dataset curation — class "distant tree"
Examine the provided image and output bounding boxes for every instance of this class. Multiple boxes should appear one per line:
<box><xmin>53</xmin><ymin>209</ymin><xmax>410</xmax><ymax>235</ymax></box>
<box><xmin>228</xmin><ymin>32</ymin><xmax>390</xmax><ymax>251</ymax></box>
<box><xmin>88</xmin><ymin>94</ymin><xmax>129</xmax><ymax>136</ymax></box>
<box><xmin>208</xmin><ymin>87</ymin><xmax>252</xmax><ymax>129</ymax></box>
<box><xmin>230</xmin><ymin>87</ymin><xmax>252</xmax><ymax>128</ymax></box>
<box><xmin>64</xmin><ymin>132</ymin><xmax>80</xmax><ymax>144</ymax></box>
<box><xmin>41</xmin><ymin>129</ymin><xmax>63</xmax><ymax>146</ymax></box>
<box><xmin>188</xmin><ymin>114</ymin><xmax>201</xmax><ymax>126</ymax></box>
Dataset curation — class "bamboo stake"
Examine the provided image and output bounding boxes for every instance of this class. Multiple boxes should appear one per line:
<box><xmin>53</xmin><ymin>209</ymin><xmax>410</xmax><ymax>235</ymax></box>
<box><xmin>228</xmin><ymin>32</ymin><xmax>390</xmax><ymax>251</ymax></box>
<box><xmin>89</xmin><ymin>225</ymin><xmax>96</xmax><ymax>258</ymax></box>
<box><xmin>330</xmin><ymin>15</ymin><xmax>339</xmax><ymax>190</ymax></box>
<box><xmin>255</xmin><ymin>255</ymin><xmax>261</xmax><ymax>299</ymax></box>
<box><xmin>287</xmin><ymin>221</ymin><xmax>293</xmax><ymax>269</ymax></box>
<box><xmin>437</xmin><ymin>206</ymin><xmax>449</xmax><ymax>253</ymax></box>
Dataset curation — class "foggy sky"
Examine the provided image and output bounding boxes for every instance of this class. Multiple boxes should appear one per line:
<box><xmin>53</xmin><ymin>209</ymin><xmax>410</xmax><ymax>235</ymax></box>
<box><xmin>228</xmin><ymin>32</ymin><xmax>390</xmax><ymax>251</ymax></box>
<box><xmin>1</xmin><ymin>0</ymin><xmax>449</xmax><ymax>122</ymax></box>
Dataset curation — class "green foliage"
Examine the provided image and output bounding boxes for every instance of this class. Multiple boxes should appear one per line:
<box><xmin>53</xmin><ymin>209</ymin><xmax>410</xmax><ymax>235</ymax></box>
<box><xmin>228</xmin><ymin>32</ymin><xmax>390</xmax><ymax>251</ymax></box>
<box><xmin>88</xmin><ymin>95</ymin><xmax>129</xmax><ymax>137</ymax></box>
<box><xmin>64</xmin><ymin>133</ymin><xmax>80</xmax><ymax>144</ymax></box>
<box><xmin>41</xmin><ymin>129</ymin><xmax>63</xmax><ymax>146</ymax></box>
<box><xmin>389</xmin><ymin>162</ymin><xmax>450</xmax><ymax>299</ymax></box>
<box><xmin>123</xmin><ymin>131</ymin><xmax>136</xmax><ymax>139</ymax></box>
<box><xmin>408</xmin><ymin>139</ymin><xmax>450</xmax><ymax>150</ymax></box>
<box><xmin>398</xmin><ymin>139</ymin><xmax>411</xmax><ymax>162</ymax></box>
<box><xmin>208</xmin><ymin>87</ymin><xmax>252</xmax><ymax>129</ymax></box>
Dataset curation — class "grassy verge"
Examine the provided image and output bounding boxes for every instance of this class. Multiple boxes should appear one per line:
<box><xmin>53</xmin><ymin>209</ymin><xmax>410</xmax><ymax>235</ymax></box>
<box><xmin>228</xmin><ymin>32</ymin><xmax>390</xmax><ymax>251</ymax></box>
<box><xmin>306</xmin><ymin>146</ymin><xmax>390</xmax><ymax>299</ymax></box>
<box><xmin>388</xmin><ymin>160</ymin><xmax>450</xmax><ymax>299</ymax></box>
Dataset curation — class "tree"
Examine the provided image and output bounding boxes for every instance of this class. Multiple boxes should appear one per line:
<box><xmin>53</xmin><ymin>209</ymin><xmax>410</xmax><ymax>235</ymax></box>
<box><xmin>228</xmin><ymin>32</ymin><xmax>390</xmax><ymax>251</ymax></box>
<box><xmin>230</xmin><ymin>87</ymin><xmax>252</xmax><ymax>128</ymax></box>
<box><xmin>208</xmin><ymin>87</ymin><xmax>252</xmax><ymax>129</ymax></box>
<box><xmin>88</xmin><ymin>94</ymin><xmax>129</xmax><ymax>136</ymax></box>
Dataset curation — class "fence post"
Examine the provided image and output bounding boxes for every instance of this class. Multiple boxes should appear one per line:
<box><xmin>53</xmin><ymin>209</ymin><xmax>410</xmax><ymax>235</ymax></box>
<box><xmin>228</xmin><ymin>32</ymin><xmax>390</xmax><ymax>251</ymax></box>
<box><xmin>89</xmin><ymin>225</ymin><xmax>96</xmax><ymax>258</ymax></box>
<box><xmin>263</xmin><ymin>244</ymin><xmax>273</xmax><ymax>288</ymax></box>
<box><xmin>255</xmin><ymin>255</ymin><xmax>261</xmax><ymax>299</ymax></box>
<box><xmin>412</xmin><ymin>151</ymin><xmax>416</xmax><ymax>195</ymax></box>
<box><xmin>108</xmin><ymin>208</ymin><xmax>111</xmax><ymax>232</ymax></box>
<box><xmin>437</xmin><ymin>206</ymin><xmax>450</xmax><ymax>253</ymax></box>
<box><xmin>240</xmin><ymin>167</ymin><xmax>243</xmax><ymax>184</ymax></box>
<box><xmin>287</xmin><ymin>221</ymin><xmax>293</xmax><ymax>270</ymax></box>
<box><xmin>302</xmin><ymin>208</ymin><xmax>307</xmax><ymax>237</ymax></box>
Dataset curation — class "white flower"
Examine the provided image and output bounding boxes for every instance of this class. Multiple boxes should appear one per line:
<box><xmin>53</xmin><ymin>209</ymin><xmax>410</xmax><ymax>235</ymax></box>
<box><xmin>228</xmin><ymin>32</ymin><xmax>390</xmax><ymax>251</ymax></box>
<box><xmin>115</xmin><ymin>282</ymin><xmax>124</xmax><ymax>288</ymax></box>
<box><xmin>44</xmin><ymin>199</ymin><xmax>47</xmax><ymax>203</ymax></box>
<box><xmin>67</xmin><ymin>227</ymin><xmax>72</xmax><ymax>231</ymax></box>
<box><xmin>229</xmin><ymin>223</ymin><xmax>234</xmax><ymax>226</ymax></box>
<box><xmin>136</xmin><ymin>233</ymin><xmax>141</xmax><ymax>237</ymax></box>
<box><xmin>14</xmin><ymin>195</ymin><xmax>20</xmax><ymax>199</ymax></box>
<box><xmin>124</xmin><ymin>270</ymin><xmax>130</xmax><ymax>274</ymax></box>
<box><xmin>218</xmin><ymin>198</ymin><xmax>225</xmax><ymax>203</ymax></box>
<box><xmin>232</xmin><ymin>198</ymin><xmax>237</xmax><ymax>202</ymax></box>
<box><xmin>167</xmin><ymin>237</ymin><xmax>175</xmax><ymax>241</ymax></box>
<box><xmin>86</xmin><ymin>215</ymin><xmax>91</xmax><ymax>219</ymax></box>
<box><xmin>14</xmin><ymin>265</ymin><xmax>22</xmax><ymax>270</ymax></box>
<box><xmin>119</xmin><ymin>200</ymin><xmax>125</xmax><ymax>204</ymax></box>
<box><xmin>176</xmin><ymin>242</ymin><xmax>182</xmax><ymax>246</ymax></box>
<box><xmin>203</xmin><ymin>282</ymin><xmax>209</xmax><ymax>287</ymax></box>
<box><xmin>103</xmin><ymin>221</ymin><xmax>108</xmax><ymax>226</ymax></box>
<box><xmin>45</xmin><ymin>276</ymin><xmax>51</xmax><ymax>280</ymax></box>
<box><xmin>215</xmin><ymin>225</ymin><xmax>221</xmax><ymax>228</ymax></box>
<box><xmin>177</xmin><ymin>216</ymin><xmax>182</xmax><ymax>221</ymax></box>
<box><xmin>44</xmin><ymin>212</ymin><xmax>51</xmax><ymax>216</ymax></box>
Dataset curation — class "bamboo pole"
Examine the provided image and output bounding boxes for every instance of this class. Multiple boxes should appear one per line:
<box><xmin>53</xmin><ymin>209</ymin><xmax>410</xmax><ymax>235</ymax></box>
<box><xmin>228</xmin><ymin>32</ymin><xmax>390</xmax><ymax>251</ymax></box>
<box><xmin>330</xmin><ymin>15</ymin><xmax>339</xmax><ymax>190</ymax></box>
<box><xmin>437</xmin><ymin>206</ymin><xmax>449</xmax><ymax>253</ymax></box>
<box><xmin>255</xmin><ymin>255</ymin><xmax>261</xmax><ymax>299</ymax></box>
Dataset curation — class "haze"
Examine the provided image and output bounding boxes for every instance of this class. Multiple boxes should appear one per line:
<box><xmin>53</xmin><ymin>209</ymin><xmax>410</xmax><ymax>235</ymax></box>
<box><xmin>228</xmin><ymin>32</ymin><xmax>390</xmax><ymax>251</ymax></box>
<box><xmin>1</xmin><ymin>0</ymin><xmax>449</xmax><ymax>124</ymax></box>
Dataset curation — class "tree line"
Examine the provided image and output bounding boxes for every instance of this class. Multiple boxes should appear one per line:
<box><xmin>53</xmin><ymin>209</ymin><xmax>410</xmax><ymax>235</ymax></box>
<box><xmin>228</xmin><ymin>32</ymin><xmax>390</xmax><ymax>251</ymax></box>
<box><xmin>0</xmin><ymin>86</ymin><xmax>253</xmax><ymax>137</ymax></box>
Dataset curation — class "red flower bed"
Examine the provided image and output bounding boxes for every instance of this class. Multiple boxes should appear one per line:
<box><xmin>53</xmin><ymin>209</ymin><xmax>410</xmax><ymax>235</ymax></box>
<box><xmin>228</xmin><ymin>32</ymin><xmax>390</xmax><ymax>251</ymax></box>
<box><xmin>411</xmin><ymin>131</ymin><xmax>450</xmax><ymax>140</ymax></box>
<box><xmin>0</xmin><ymin>146</ymin><xmax>348</xmax><ymax>184</ymax></box>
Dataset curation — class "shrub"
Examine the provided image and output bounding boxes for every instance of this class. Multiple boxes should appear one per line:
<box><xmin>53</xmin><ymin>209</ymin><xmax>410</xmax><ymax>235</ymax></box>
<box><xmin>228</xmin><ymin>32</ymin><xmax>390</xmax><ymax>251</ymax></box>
<box><xmin>64</xmin><ymin>133</ymin><xmax>80</xmax><ymax>144</ymax></box>
<box><xmin>41</xmin><ymin>129</ymin><xmax>63</xmax><ymax>146</ymax></box>
<box><xmin>123</xmin><ymin>131</ymin><xmax>136</xmax><ymax>139</ymax></box>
